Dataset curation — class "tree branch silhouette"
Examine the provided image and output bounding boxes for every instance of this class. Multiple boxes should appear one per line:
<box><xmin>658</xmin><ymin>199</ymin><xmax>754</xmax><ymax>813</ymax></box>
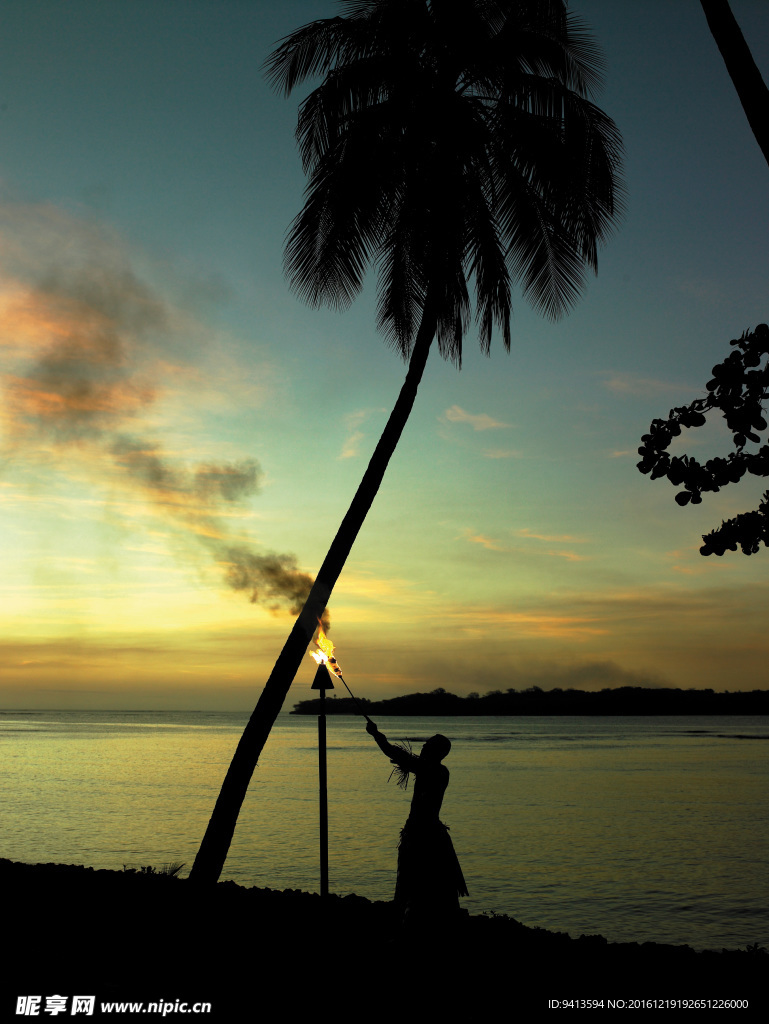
<box><xmin>637</xmin><ymin>323</ymin><xmax>769</xmax><ymax>556</ymax></box>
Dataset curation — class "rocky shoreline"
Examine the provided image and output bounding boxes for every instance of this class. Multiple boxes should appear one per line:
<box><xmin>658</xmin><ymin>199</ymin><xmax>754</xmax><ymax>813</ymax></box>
<box><xmin>2</xmin><ymin>859</ymin><xmax>765</xmax><ymax>1018</ymax></box>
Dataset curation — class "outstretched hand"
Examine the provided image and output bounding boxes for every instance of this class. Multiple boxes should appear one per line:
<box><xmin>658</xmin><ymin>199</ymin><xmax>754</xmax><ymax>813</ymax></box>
<box><xmin>366</xmin><ymin>720</ymin><xmax>378</xmax><ymax>734</ymax></box>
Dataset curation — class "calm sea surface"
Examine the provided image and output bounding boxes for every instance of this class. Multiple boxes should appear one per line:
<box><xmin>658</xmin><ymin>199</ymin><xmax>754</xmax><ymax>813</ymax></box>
<box><xmin>1</xmin><ymin>711</ymin><xmax>767</xmax><ymax>951</ymax></box>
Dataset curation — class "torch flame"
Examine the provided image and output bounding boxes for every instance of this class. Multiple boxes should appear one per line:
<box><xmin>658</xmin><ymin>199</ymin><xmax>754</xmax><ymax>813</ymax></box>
<box><xmin>311</xmin><ymin>621</ymin><xmax>343</xmax><ymax>678</ymax></box>
<box><xmin>315</xmin><ymin>623</ymin><xmax>335</xmax><ymax>660</ymax></box>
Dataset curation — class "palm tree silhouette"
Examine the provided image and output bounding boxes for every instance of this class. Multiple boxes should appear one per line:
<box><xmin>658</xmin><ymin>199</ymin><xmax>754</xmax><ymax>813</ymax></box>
<box><xmin>190</xmin><ymin>0</ymin><xmax>623</xmax><ymax>884</ymax></box>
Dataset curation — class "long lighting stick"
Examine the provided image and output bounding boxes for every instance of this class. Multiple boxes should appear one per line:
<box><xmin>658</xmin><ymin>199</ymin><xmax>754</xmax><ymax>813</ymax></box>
<box><xmin>334</xmin><ymin>671</ymin><xmax>372</xmax><ymax>724</ymax></box>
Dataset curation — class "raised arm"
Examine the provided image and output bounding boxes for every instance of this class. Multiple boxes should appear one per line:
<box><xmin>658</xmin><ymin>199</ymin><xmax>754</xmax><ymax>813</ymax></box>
<box><xmin>366</xmin><ymin>720</ymin><xmax>418</xmax><ymax>770</ymax></box>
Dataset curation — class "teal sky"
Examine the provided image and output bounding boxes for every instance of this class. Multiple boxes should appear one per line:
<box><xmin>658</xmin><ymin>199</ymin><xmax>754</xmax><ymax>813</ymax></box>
<box><xmin>0</xmin><ymin>0</ymin><xmax>768</xmax><ymax>709</ymax></box>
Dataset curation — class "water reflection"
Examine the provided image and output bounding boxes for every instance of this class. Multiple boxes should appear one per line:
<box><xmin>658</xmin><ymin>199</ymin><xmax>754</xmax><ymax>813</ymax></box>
<box><xmin>0</xmin><ymin>711</ymin><xmax>766</xmax><ymax>950</ymax></box>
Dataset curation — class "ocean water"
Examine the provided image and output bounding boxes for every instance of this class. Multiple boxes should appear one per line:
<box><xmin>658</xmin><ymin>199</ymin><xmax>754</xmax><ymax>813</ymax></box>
<box><xmin>1</xmin><ymin>710</ymin><xmax>767</xmax><ymax>951</ymax></box>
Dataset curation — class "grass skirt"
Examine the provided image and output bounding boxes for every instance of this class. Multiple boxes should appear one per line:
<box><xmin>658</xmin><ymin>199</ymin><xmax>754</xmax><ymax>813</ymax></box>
<box><xmin>395</xmin><ymin>818</ymin><xmax>468</xmax><ymax>916</ymax></box>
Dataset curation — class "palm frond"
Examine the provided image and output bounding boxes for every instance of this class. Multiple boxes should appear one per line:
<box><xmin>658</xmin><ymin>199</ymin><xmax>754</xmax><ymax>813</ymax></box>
<box><xmin>266</xmin><ymin>0</ymin><xmax>624</xmax><ymax>359</ymax></box>
<box><xmin>264</xmin><ymin>17</ymin><xmax>349</xmax><ymax>96</ymax></box>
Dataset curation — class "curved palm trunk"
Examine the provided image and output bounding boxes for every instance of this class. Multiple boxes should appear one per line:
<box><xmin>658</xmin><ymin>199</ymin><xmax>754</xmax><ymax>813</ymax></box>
<box><xmin>189</xmin><ymin>307</ymin><xmax>436</xmax><ymax>885</ymax></box>
<box><xmin>700</xmin><ymin>0</ymin><xmax>769</xmax><ymax>168</ymax></box>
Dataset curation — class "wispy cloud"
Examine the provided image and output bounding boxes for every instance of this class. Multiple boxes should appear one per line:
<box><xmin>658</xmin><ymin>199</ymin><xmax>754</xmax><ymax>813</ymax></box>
<box><xmin>462</xmin><ymin>529</ymin><xmax>506</xmax><ymax>551</ymax></box>
<box><xmin>443</xmin><ymin>404</ymin><xmax>512</xmax><ymax>431</ymax></box>
<box><xmin>517</xmin><ymin>527</ymin><xmax>586</xmax><ymax>544</ymax></box>
<box><xmin>458</xmin><ymin>527</ymin><xmax>589</xmax><ymax>562</ymax></box>
<box><xmin>338</xmin><ymin>408</ymin><xmax>384</xmax><ymax>460</ymax></box>
<box><xmin>516</xmin><ymin>528</ymin><xmax>590</xmax><ymax>560</ymax></box>
<box><xmin>482</xmin><ymin>447</ymin><xmax>524</xmax><ymax>459</ymax></box>
<box><xmin>450</xmin><ymin>608</ymin><xmax>608</xmax><ymax>639</ymax></box>
<box><xmin>334</xmin><ymin>568</ymin><xmax>431</xmax><ymax>607</ymax></box>
<box><xmin>663</xmin><ymin>547</ymin><xmax>731</xmax><ymax>576</ymax></box>
<box><xmin>676</xmin><ymin>278</ymin><xmax>725</xmax><ymax>304</ymax></box>
<box><xmin>340</xmin><ymin>429</ymin><xmax>365</xmax><ymax>459</ymax></box>
<box><xmin>600</xmin><ymin>372</ymin><xmax>693</xmax><ymax>397</ymax></box>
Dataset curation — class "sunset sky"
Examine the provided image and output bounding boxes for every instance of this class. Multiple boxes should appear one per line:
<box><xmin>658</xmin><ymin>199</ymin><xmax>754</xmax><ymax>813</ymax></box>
<box><xmin>1</xmin><ymin>0</ymin><xmax>768</xmax><ymax>709</ymax></box>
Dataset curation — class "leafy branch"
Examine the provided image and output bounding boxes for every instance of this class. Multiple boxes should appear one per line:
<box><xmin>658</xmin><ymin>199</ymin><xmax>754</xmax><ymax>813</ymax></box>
<box><xmin>637</xmin><ymin>323</ymin><xmax>769</xmax><ymax>556</ymax></box>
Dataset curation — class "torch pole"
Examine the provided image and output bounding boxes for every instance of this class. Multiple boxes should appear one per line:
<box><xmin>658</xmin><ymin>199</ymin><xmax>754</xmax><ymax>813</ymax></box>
<box><xmin>311</xmin><ymin>662</ymin><xmax>334</xmax><ymax>898</ymax></box>
<box><xmin>318</xmin><ymin>685</ymin><xmax>328</xmax><ymax>898</ymax></box>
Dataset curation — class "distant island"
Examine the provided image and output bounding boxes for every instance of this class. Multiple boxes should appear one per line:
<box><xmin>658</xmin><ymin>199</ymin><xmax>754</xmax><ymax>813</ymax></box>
<box><xmin>291</xmin><ymin>685</ymin><xmax>769</xmax><ymax>716</ymax></box>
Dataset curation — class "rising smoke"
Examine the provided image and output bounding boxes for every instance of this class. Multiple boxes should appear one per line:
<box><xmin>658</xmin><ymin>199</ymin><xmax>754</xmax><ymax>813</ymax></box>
<box><xmin>0</xmin><ymin>205</ymin><xmax>320</xmax><ymax>619</ymax></box>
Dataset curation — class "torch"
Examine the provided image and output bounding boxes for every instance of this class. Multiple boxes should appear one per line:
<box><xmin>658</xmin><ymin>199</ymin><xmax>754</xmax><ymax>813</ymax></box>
<box><xmin>310</xmin><ymin>657</ymin><xmax>334</xmax><ymax>898</ymax></box>
<box><xmin>308</xmin><ymin>623</ymin><xmax>371</xmax><ymax>899</ymax></box>
<box><xmin>309</xmin><ymin>622</ymin><xmax>373</xmax><ymax>724</ymax></box>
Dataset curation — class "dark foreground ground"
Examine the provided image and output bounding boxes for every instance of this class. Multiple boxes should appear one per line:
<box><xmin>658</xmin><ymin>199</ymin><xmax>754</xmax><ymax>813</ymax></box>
<box><xmin>2</xmin><ymin>859</ymin><xmax>765</xmax><ymax>1019</ymax></box>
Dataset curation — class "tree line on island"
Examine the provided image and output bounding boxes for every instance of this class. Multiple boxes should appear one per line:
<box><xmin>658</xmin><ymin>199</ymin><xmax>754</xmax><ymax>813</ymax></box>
<box><xmin>292</xmin><ymin>685</ymin><xmax>769</xmax><ymax>716</ymax></box>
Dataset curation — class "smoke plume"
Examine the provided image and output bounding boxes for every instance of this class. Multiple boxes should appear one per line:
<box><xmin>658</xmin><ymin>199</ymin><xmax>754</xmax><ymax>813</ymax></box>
<box><xmin>0</xmin><ymin>205</ymin><xmax>319</xmax><ymax>619</ymax></box>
